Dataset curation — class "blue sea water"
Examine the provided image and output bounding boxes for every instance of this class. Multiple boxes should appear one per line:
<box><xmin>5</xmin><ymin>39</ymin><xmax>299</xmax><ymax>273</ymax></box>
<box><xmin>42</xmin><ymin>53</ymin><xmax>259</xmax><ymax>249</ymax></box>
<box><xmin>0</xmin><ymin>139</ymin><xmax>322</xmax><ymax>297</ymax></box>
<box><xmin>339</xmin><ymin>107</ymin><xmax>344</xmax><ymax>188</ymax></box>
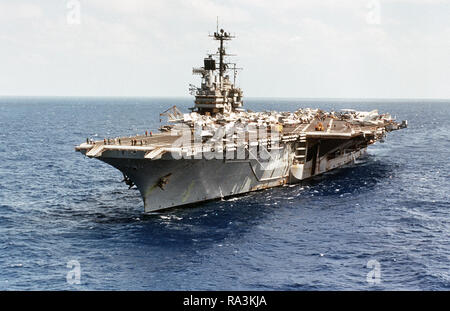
<box><xmin>0</xmin><ymin>97</ymin><xmax>448</xmax><ymax>290</ymax></box>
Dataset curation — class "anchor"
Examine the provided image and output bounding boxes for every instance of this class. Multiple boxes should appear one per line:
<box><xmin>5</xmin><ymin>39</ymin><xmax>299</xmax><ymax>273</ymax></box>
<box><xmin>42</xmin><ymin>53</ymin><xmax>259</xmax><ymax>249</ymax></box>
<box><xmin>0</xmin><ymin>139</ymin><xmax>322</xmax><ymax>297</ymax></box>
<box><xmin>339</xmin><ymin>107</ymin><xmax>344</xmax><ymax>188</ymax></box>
<box><xmin>121</xmin><ymin>173</ymin><xmax>135</xmax><ymax>189</ymax></box>
<box><xmin>157</xmin><ymin>173</ymin><xmax>172</xmax><ymax>190</ymax></box>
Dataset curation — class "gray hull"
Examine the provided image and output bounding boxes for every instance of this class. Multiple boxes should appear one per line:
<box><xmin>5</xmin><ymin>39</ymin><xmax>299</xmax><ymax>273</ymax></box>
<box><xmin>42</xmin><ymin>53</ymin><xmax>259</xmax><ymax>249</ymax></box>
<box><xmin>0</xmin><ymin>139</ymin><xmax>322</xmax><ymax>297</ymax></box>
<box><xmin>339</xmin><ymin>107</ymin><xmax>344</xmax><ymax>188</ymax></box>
<box><xmin>100</xmin><ymin>145</ymin><xmax>366</xmax><ymax>212</ymax></box>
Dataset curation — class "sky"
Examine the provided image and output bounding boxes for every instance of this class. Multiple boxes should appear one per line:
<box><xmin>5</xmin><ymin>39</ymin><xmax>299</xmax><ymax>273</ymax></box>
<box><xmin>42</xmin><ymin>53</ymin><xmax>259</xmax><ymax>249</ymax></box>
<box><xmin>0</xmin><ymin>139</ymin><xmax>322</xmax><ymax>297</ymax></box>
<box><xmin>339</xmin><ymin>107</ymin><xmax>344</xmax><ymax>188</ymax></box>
<box><xmin>0</xmin><ymin>0</ymin><xmax>449</xmax><ymax>99</ymax></box>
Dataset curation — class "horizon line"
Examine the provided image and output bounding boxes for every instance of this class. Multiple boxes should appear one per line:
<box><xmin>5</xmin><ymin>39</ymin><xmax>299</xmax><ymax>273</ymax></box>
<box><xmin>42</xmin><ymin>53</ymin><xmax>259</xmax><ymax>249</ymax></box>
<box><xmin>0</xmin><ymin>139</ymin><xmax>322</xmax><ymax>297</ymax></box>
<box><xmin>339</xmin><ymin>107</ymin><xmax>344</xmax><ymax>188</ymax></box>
<box><xmin>0</xmin><ymin>95</ymin><xmax>449</xmax><ymax>101</ymax></box>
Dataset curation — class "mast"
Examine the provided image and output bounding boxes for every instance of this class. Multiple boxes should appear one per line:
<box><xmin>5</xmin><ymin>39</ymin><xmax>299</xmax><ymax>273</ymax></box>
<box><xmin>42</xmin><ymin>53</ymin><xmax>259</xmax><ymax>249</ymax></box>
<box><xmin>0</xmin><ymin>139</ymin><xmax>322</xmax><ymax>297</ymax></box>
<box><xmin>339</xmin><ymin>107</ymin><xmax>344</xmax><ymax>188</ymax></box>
<box><xmin>210</xmin><ymin>29</ymin><xmax>234</xmax><ymax>86</ymax></box>
<box><xmin>191</xmin><ymin>26</ymin><xmax>243</xmax><ymax>115</ymax></box>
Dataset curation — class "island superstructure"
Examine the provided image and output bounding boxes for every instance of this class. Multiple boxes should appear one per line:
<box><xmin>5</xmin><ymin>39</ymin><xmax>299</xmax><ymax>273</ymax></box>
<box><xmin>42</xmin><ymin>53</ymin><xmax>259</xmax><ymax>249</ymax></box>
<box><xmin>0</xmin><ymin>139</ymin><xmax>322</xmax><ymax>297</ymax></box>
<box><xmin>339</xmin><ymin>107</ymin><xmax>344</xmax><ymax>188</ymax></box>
<box><xmin>75</xmin><ymin>28</ymin><xmax>407</xmax><ymax>212</ymax></box>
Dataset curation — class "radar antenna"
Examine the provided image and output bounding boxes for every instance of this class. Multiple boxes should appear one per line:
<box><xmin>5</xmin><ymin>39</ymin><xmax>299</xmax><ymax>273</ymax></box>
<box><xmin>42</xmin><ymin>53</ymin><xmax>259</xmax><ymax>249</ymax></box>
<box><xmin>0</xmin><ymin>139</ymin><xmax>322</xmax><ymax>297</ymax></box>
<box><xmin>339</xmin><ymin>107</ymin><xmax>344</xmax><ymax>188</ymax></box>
<box><xmin>209</xmin><ymin>28</ymin><xmax>235</xmax><ymax>85</ymax></box>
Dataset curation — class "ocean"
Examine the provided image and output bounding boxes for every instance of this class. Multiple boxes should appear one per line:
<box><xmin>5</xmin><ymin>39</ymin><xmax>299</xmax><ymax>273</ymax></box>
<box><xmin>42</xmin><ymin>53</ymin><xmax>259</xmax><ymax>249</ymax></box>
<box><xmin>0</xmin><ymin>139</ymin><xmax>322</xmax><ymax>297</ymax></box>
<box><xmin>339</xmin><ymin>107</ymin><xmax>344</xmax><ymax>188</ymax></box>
<box><xmin>0</xmin><ymin>97</ymin><xmax>448</xmax><ymax>290</ymax></box>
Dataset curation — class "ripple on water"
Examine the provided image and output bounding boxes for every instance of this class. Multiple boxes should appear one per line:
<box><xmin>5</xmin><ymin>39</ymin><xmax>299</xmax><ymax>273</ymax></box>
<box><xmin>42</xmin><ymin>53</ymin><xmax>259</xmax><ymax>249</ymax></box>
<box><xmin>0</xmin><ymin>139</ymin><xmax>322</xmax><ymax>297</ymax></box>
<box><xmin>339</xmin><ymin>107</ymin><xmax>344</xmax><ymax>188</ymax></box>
<box><xmin>0</xmin><ymin>98</ymin><xmax>449</xmax><ymax>290</ymax></box>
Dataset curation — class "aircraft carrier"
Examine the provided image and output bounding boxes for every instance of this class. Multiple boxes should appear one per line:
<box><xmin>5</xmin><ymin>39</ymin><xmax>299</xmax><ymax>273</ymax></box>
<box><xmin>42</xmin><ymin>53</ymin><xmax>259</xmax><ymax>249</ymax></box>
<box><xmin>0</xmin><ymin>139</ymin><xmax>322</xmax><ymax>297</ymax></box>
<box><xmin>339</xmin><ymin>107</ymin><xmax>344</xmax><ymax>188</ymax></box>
<box><xmin>75</xmin><ymin>28</ymin><xmax>407</xmax><ymax>212</ymax></box>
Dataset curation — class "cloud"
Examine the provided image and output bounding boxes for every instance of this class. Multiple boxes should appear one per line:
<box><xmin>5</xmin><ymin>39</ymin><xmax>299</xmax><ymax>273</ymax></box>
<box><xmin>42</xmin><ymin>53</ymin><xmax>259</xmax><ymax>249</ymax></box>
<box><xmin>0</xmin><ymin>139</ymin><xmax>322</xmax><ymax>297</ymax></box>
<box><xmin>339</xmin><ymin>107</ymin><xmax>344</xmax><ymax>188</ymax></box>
<box><xmin>0</xmin><ymin>2</ymin><xmax>43</xmax><ymax>20</ymax></box>
<box><xmin>0</xmin><ymin>0</ymin><xmax>448</xmax><ymax>97</ymax></box>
